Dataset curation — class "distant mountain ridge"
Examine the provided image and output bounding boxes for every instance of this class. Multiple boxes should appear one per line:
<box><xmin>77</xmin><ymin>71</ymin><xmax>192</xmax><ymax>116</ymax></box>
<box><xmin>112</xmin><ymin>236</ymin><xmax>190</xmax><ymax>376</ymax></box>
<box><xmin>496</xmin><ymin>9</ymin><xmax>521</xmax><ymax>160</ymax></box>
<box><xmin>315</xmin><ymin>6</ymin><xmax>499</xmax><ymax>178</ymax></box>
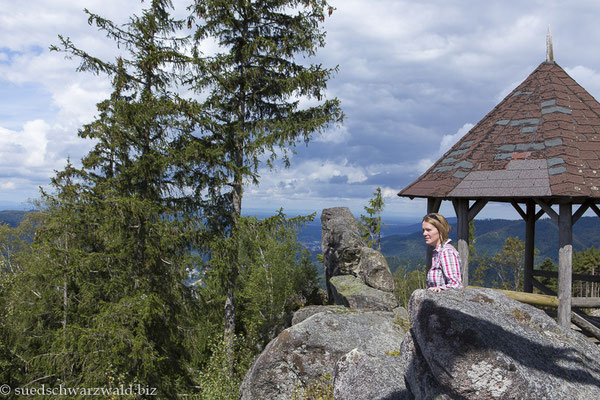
<box><xmin>4</xmin><ymin>210</ymin><xmax>600</xmax><ymax>267</ymax></box>
<box><xmin>0</xmin><ymin>210</ymin><xmax>28</xmax><ymax>228</ymax></box>
<box><xmin>381</xmin><ymin>217</ymin><xmax>600</xmax><ymax>265</ymax></box>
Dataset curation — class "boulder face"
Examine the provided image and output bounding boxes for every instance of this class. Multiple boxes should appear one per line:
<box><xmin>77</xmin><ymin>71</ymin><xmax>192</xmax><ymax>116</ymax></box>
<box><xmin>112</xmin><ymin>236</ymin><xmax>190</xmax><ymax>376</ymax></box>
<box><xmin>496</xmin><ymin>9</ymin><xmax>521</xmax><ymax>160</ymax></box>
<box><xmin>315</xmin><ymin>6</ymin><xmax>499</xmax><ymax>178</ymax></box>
<box><xmin>329</xmin><ymin>275</ymin><xmax>398</xmax><ymax>311</ymax></box>
<box><xmin>358</xmin><ymin>247</ymin><xmax>395</xmax><ymax>292</ymax></box>
<box><xmin>321</xmin><ymin>207</ymin><xmax>396</xmax><ymax>309</ymax></box>
<box><xmin>333</xmin><ymin>348</ymin><xmax>411</xmax><ymax>400</ymax></box>
<box><xmin>241</xmin><ymin>287</ymin><xmax>600</xmax><ymax>400</ymax></box>
<box><xmin>321</xmin><ymin>207</ymin><xmax>365</xmax><ymax>298</ymax></box>
<box><xmin>404</xmin><ymin>288</ymin><xmax>600</xmax><ymax>399</ymax></box>
<box><xmin>239</xmin><ymin>306</ymin><xmax>406</xmax><ymax>400</ymax></box>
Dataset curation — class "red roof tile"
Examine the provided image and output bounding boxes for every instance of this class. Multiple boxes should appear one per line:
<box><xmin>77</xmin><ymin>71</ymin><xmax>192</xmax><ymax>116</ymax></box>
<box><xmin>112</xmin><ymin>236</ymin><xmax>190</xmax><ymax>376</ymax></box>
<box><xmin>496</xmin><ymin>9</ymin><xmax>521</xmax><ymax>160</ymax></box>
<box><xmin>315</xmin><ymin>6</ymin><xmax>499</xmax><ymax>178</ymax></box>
<box><xmin>399</xmin><ymin>61</ymin><xmax>600</xmax><ymax>201</ymax></box>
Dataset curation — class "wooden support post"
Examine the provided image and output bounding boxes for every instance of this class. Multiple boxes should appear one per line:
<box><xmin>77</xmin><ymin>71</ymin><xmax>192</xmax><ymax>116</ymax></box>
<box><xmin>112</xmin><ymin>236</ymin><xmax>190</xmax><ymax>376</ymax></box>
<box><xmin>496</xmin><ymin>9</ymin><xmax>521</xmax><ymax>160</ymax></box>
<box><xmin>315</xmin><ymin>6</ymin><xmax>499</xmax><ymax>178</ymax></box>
<box><xmin>453</xmin><ymin>199</ymin><xmax>470</xmax><ymax>287</ymax></box>
<box><xmin>524</xmin><ymin>200</ymin><xmax>535</xmax><ymax>293</ymax></box>
<box><xmin>426</xmin><ymin>198</ymin><xmax>442</xmax><ymax>268</ymax></box>
<box><xmin>558</xmin><ymin>202</ymin><xmax>573</xmax><ymax>328</ymax></box>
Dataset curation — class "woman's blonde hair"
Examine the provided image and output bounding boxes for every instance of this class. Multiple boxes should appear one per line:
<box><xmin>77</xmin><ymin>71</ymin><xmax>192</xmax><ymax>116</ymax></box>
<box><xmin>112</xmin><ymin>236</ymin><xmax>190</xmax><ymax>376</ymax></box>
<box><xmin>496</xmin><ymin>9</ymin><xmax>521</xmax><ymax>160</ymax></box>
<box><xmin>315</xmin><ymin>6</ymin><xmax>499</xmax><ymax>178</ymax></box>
<box><xmin>422</xmin><ymin>213</ymin><xmax>450</xmax><ymax>244</ymax></box>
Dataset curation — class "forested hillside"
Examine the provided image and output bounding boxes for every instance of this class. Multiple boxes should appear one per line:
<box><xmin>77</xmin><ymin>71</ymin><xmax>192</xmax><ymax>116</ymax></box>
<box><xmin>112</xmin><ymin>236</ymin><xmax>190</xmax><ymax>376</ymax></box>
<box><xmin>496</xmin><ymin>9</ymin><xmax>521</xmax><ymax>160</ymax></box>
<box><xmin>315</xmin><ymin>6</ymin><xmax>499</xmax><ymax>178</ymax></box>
<box><xmin>0</xmin><ymin>210</ymin><xmax>28</xmax><ymax>228</ymax></box>
<box><xmin>381</xmin><ymin>216</ymin><xmax>600</xmax><ymax>269</ymax></box>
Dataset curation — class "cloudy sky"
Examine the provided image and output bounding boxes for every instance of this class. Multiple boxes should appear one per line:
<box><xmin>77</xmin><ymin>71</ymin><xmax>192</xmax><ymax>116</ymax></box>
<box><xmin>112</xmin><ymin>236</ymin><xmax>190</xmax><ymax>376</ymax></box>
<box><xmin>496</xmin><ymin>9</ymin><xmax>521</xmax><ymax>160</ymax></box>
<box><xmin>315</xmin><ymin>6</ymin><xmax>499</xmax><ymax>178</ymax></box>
<box><xmin>3</xmin><ymin>0</ymin><xmax>600</xmax><ymax>221</ymax></box>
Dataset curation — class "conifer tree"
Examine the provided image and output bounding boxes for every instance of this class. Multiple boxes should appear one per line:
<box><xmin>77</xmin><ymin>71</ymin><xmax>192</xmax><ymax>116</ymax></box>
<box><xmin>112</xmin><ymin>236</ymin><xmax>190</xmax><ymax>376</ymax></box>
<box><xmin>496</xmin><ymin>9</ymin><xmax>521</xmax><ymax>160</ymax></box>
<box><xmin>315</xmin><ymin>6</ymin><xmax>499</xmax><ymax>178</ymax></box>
<box><xmin>188</xmin><ymin>0</ymin><xmax>343</xmax><ymax>353</ymax></box>
<box><xmin>4</xmin><ymin>2</ymin><xmax>205</xmax><ymax>396</ymax></box>
<box><xmin>360</xmin><ymin>187</ymin><xmax>385</xmax><ymax>250</ymax></box>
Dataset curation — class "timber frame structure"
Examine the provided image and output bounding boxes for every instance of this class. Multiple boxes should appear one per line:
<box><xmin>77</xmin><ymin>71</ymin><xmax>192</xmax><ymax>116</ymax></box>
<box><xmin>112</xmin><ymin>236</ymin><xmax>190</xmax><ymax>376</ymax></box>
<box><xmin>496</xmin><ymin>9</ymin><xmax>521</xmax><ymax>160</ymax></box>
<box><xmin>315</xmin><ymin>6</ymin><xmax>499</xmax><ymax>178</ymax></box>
<box><xmin>398</xmin><ymin>38</ymin><xmax>600</xmax><ymax>329</ymax></box>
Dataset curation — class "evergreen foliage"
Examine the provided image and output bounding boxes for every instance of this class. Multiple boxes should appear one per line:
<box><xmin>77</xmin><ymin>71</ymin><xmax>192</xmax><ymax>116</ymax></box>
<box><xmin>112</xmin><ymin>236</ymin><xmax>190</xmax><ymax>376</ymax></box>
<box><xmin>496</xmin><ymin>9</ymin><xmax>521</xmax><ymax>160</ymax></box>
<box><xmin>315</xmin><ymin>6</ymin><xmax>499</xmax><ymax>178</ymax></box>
<box><xmin>188</xmin><ymin>0</ymin><xmax>343</xmax><ymax>355</ymax></box>
<box><xmin>1</xmin><ymin>1</ymin><xmax>335</xmax><ymax>394</ymax></box>
<box><xmin>572</xmin><ymin>247</ymin><xmax>600</xmax><ymax>297</ymax></box>
<box><xmin>491</xmin><ymin>236</ymin><xmax>526</xmax><ymax>291</ymax></box>
<box><xmin>360</xmin><ymin>187</ymin><xmax>385</xmax><ymax>250</ymax></box>
<box><xmin>3</xmin><ymin>2</ymin><xmax>205</xmax><ymax>396</ymax></box>
<box><xmin>393</xmin><ymin>265</ymin><xmax>427</xmax><ymax>309</ymax></box>
<box><xmin>537</xmin><ymin>257</ymin><xmax>558</xmax><ymax>294</ymax></box>
<box><xmin>197</xmin><ymin>211</ymin><xmax>322</xmax><ymax>350</ymax></box>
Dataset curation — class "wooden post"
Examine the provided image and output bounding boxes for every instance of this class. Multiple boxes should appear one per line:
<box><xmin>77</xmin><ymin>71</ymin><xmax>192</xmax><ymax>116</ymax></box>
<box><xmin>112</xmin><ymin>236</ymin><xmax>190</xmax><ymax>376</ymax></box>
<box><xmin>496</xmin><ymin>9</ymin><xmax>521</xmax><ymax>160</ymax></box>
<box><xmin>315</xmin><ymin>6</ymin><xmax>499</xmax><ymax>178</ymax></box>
<box><xmin>524</xmin><ymin>200</ymin><xmax>535</xmax><ymax>293</ymax></box>
<box><xmin>558</xmin><ymin>202</ymin><xmax>573</xmax><ymax>327</ymax></box>
<box><xmin>426</xmin><ymin>198</ymin><xmax>442</xmax><ymax>268</ymax></box>
<box><xmin>453</xmin><ymin>199</ymin><xmax>470</xmax><ymax>287</ymax></box>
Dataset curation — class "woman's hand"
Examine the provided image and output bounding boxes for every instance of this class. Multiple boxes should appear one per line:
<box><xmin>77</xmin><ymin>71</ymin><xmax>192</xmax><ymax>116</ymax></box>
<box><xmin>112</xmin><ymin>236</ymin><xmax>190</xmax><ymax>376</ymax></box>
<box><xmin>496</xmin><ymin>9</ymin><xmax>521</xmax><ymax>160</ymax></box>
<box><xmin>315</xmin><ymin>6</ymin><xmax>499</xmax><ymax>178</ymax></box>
<box><xmin>428</xmin><ymin>287</ymin><xmax>442</xmax><ymax>293</ymax></box>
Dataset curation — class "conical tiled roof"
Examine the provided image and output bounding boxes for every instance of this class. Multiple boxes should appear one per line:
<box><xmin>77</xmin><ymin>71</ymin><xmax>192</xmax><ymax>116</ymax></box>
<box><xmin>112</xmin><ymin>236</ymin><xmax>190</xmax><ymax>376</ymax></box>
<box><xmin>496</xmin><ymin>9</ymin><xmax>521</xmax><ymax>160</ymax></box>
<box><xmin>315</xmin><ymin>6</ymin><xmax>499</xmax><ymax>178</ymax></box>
<box><xmin>399</xmin><ymin>61</ymin><xmax>600</xmax><ymax>201</ymax></box>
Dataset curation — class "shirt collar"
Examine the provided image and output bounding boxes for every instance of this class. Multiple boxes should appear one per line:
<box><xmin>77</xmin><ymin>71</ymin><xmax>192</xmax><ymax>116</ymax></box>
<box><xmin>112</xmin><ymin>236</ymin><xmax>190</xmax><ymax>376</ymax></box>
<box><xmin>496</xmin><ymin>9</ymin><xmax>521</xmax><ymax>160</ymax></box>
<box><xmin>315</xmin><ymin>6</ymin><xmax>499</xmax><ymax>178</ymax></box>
<box><xmin>434</xmin><ymin>239</ymin><xmax>452</xmax><ymax>252</ymax></box>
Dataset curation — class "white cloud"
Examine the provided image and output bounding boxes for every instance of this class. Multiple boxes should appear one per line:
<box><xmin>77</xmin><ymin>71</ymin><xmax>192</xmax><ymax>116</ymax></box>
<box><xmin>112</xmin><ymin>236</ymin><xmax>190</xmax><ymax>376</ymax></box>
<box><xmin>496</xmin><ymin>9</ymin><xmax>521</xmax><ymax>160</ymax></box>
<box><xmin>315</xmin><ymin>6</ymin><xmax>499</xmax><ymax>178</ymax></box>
<box><xmin>0</xmin><ymin>181</ymin><xmax>16</xmax><ymax>190</ymax></box>
<box><xmin>380</xmin><ymin>186</ymin><xmax>399</xmax><ymax>199</ymax></box>
<box><xmin>304</xmin><ymin>159</ymin><xmax>367</xmax><ymax>184</ymax></box>
<box><xmin>0</xmin><ymin>120</ymin><xmax>49</xmax><ymax>169</ymax></box>
<box><xmin>316</xmin><ymin>126</ymin><xmax>351</xmax><ymax>144</ymax></box>
<box><xmin>439</xmin><ymin>123</ymin><xmax>474</xmax><ymax>155</ymax></box>
<box><xmin>566</xmin><ymin>65</ymin><xmax>600</xmax><ymax>101</ymax></box>
<box><xmin>412</xmin><ymin>158</ymin><xmax>433</xmax><ymax>175</ymax></box>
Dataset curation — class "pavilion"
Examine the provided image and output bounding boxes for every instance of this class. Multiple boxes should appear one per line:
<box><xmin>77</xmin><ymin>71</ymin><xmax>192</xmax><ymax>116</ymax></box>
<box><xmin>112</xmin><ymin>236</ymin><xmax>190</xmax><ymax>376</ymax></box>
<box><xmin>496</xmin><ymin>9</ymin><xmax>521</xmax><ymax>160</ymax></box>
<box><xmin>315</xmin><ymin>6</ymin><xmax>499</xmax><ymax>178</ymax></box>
<box><xmin>398</xmin><ymin>35</ymin><xmax>600</xmax><ymax>329</ymax></box>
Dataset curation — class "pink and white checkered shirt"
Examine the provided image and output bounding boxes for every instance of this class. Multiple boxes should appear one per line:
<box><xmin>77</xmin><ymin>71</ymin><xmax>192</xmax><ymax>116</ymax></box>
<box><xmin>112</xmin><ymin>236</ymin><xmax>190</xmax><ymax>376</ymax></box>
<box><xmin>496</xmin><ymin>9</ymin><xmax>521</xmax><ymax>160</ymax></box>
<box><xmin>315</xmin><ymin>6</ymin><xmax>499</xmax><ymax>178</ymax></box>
<box><xmin>427</xmin><ymin>239</ymin><xmax>463</xmax><ymax>289</ymax></box>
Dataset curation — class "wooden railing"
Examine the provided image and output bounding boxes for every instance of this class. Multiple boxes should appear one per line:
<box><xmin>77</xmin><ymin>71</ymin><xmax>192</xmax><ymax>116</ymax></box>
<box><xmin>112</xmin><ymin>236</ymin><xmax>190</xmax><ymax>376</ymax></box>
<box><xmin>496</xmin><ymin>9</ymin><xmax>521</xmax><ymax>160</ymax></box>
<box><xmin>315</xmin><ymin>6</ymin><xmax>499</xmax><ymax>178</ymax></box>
<box><xmin>466</xmin><ymin>286</ymin><xmax>600</xmax><ymax>341</ymax></box>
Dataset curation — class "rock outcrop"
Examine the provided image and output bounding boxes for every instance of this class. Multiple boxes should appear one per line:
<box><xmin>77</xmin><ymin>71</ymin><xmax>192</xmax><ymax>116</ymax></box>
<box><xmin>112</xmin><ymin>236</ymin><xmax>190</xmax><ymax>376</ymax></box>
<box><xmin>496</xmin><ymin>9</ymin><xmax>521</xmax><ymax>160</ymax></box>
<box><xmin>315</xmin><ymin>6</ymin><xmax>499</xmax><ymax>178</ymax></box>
<box><xmin>240</xmin><ymin>207</ymin><xmax>600</xmax><ymax>399</ymax></box>
<box><xmin>402</xmin><ymin>288</ymin><xmax>600</xmax><ymax>399</ymax></box>
<box><xmin>239</xmin><ymin>307</ymin><xmax>406</xmax><ymax>400</ymax></box>
<box><xmin>329</xmin><ymin>275</ymin><xmax>397</xmax><ymax>311</ymax></box>
<box><xmin>333</xmin><ymin>348</ymin><xmax>411</xmax><ymax>400</ymax></box>
<box><xmin>320</xmin><ymin>207</ymin><xmax>397</xmax><ymax>310</ymax></box>
<box><xmin>241</xmin><ymin>288</ymin><xmax>600</xmax><ymax>399</ymax></box>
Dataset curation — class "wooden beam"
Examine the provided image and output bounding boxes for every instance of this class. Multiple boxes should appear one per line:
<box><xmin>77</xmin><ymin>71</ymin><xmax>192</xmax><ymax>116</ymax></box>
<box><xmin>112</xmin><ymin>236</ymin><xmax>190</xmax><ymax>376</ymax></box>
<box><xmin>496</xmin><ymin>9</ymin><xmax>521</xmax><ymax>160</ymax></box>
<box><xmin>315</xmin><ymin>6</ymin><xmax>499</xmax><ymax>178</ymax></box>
<box><xmin>531</xmin><ymin>277</ymin><xmax>555</xmax><ymax>295</ymax></box>
<box><xmin>572</xmin><ymin>297</ymin><xmax>600</xmax><ymax>308</ymax></box>
<box><xmin>511</xmin><ymin>200</ymin><xmax>527</xmax><ymax>220</ymax></box>
<box><xmin>468</xmin><ymin>199</ymin><xmax>488</xmax><ymax>221</ymax></box>
<box><xmin>469</xmin><ymin>285</ymin><xmax>600</xmax><ymax>308</ymax></box>
<box><xmin>467</xmin><ymin>286</ymin><xmax>600</xmax><ymax>340</ymax></box>
<box><xmin>590</xmin><ymin>203</ymin><xmax>600</xmax><ymax>218</ymax></box>
<box><xmin>524</xmin><ymin>200</ymin><xmax>535</xmax><ymax>293</ymax></box>
<box><xmin>572</xmin><ymin>201</ymin><xmax>590</xmax><ymax>225</ymax></box>
<box><xmin>535</xmin><ymin>209</ymin><xmax>545</xmax><ymax>221</ymax></box>
<box><xmin>467</xmin><ymin>286</ymin><xmax>559</xmax><ymax>307</ymax></box>
<box><xmin>453</xmin><ymin>199</ymin><xmax>470</xmax><ymax>287</ymax></box>
<box><xmin>534</xmin><ymin>199</ymin><xmax>558</xmax><ymax>223</ymax></box>
<box><xmin>571</xmin><ymin>312</ymin><xmax>600</xmax><ymax>341</ymax></box>
<box><xmin>532</xmin><ymin>269</ymin><xmax>600</xmax><ymax>283</ymax></box>
<box><xmin>557</xmin><ymin>202</ymin><xmax>573</xmax><ymax>328</ymax></box>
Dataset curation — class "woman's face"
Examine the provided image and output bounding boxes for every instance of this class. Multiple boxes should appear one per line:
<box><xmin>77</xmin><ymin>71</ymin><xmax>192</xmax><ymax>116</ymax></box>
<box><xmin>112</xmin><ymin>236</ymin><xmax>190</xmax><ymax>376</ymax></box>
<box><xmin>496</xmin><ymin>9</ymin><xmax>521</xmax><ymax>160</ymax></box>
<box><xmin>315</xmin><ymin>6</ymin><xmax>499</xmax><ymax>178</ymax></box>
<box><xmin>422</xmin><ymin>221</ymin><xmax>441</xmax><ymax>248</ymax></box>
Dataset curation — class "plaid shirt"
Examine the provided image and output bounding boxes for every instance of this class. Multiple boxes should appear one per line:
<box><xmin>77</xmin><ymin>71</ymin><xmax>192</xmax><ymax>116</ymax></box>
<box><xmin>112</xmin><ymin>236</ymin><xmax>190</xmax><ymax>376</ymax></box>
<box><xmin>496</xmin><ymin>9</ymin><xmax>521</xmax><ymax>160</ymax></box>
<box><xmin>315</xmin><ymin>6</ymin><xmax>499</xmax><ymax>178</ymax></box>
<box><xmin>427</xmin><ymin>239</ymin><xmax>463</xmax><ymax>289</ymax></box>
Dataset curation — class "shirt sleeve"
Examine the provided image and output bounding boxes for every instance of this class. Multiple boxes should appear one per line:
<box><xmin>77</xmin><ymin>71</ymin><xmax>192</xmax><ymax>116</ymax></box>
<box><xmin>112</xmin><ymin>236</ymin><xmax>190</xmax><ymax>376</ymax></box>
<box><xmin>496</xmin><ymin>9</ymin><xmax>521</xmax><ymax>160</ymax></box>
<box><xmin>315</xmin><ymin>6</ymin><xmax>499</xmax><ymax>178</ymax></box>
<box><xmin>439</xmin><ymin>247</ymin><xmax>463</xmax><ymax>289</ymax></box>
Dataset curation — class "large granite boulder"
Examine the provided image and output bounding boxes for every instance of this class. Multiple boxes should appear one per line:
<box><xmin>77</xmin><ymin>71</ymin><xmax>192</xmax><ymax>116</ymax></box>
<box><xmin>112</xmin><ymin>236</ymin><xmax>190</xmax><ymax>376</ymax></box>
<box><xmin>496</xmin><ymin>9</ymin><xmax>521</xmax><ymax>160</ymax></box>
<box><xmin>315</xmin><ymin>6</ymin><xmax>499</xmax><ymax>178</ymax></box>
<box><xmin>321</xmin><ymin>207</ymin><xmax>365</xmax><ymax>298</ymax></box>
<box><xmin>402</xmin><ymin>288</ymin><xmax>600</xmax><ymax>399</ymax></box>
<box><xmin>290</xmin><ymin>305</ymin><xmax>348</xmax><ymax>326</ymax></box>
<box><xmin>239</xmin><ymin>306</ymin><xmax>406</xmax><ymax>400</ymax></box>
<box><xmin>321</xmin><ymin>207</ymin><xmax>395</xmax><ymax>309</ymax></box>
<box><xmin>333</xmin><ymin>348</ymin><xmax>411</xmax><ymax>400</ymax></box>
<box><xmin>357</xmin><ymin>247</ymin><xmax>395</xmax><ymax>292</ymax></box>
<box><xmin>329</xmin><ymin>275</ymin><xmax>398</xmax><ymax>311</ymax></box>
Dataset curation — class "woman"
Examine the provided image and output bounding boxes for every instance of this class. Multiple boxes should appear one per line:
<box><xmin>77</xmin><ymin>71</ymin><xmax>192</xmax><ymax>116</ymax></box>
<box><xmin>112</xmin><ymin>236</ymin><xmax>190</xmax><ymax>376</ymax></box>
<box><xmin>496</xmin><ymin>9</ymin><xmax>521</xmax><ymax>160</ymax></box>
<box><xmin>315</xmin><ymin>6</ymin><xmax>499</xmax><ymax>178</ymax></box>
<box><xmin>422</xmin><ymin>213</ymin><xmax>463</xmax><ymax>292</ymax></box>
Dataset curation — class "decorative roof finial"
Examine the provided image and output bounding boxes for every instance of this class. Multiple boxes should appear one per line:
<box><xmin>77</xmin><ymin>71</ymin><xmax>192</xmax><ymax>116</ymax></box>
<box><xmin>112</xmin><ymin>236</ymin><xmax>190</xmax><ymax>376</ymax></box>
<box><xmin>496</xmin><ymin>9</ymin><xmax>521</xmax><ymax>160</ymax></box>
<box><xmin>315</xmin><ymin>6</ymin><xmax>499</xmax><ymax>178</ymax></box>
<box><xmin>546</xmin><ymin>25</ymin><xmax>554</xmax><ymax>62</ymax></box>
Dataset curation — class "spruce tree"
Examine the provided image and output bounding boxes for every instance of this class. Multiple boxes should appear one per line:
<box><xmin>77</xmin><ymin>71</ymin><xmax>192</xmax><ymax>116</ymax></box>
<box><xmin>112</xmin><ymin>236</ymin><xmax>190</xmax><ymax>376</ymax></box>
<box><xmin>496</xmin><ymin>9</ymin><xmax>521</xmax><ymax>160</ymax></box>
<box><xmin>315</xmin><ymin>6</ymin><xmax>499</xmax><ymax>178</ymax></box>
<box><xmin>4</xmin><ymin>1</ymin><xmax>205</xmax><ymax>396</ymax></box>
<box><xmin>189</xmin><ymin>0</ymin><xmax>343</xmax><ymax>354</ymax></box>
<box><xmin>360</xmin><ymin>187</ymin><xmax>385</xmax><ymax>250</ymax></box>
